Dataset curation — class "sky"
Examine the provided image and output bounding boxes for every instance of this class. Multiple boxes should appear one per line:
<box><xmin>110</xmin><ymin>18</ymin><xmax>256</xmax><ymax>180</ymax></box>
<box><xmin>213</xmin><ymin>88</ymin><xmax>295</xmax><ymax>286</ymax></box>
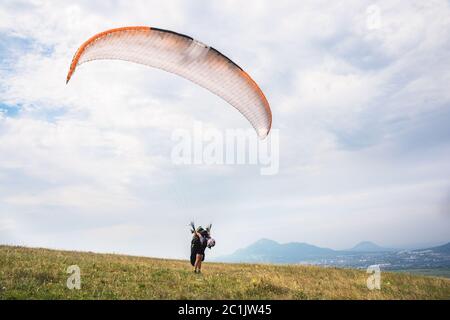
<box><xmin>0</xmin><ymin>0</ymin><xmax>449</xmax><ymax>259</ymax></box>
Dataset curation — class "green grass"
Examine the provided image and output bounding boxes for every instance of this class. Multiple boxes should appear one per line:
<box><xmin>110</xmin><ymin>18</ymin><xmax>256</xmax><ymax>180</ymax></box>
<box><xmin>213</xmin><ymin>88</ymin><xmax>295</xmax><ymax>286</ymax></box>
<box><xmin>1</xmin><ymin>245</ymin><xmax>449</xmax><ymax>300</ymax></box>
<box><xmin>393</xmin><ymin>268</ymin><xmax>450</xmax><ymax>279</ymax></box>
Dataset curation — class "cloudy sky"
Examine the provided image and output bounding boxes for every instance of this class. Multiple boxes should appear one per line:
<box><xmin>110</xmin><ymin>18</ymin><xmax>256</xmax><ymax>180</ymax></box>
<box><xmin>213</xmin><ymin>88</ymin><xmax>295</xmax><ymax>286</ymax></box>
<box><xmin>1</xmin><ymin>0</ymin><xmax>449</xmax><ymax>259</ymax></box>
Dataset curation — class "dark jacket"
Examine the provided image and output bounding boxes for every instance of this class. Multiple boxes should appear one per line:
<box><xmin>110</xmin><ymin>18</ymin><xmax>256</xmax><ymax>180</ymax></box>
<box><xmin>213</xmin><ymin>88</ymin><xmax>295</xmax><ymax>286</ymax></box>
<box><xmin>190</xmin><ymin>232</ymin><xmax>208</xmax><ymax>266</ymax></box>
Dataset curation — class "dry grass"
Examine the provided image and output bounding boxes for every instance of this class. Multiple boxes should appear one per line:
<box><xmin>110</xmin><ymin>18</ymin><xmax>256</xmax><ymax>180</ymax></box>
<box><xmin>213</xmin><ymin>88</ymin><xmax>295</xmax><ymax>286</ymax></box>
<box><xmin>0</xmin><ymin>245</ymin><xmax>449</xmax><ymax>299</ymax></box>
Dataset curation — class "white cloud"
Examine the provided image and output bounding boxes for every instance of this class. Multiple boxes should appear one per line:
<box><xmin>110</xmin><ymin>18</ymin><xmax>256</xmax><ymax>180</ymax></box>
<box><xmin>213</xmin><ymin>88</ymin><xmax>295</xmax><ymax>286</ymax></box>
<box><xmin>0</xmin><ymin>218</ymin><xmax>16</xmax><ymax>232</ymax></box>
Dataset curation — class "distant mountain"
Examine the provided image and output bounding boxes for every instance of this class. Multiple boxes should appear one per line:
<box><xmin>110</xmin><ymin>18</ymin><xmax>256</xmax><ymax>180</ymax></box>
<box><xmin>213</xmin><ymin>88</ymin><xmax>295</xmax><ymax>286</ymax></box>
<box><xmin>348</xmin><ymin>241</ymin><xmax>395</xmax><ymax>252</ymax></box>
<box><xmin>421</xmin><ymin>242</ymin><xmax>450</xmax><ymax>254</ymax></box>
<box><xmin>214</xmin><ymin>239</ymin><xmax>450</xmax><ymax>273</ymax></box>
<box><xmin>217</xmin><ymin>239</ymin><xmax>336</xmax><ymax>263</ymax></box>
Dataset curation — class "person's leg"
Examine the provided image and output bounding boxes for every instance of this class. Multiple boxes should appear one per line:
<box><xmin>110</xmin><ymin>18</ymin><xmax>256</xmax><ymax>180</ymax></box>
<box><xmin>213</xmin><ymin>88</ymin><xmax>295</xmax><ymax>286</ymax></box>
<box><xmin>197</xmin><ymin>255</ymin><xmax>202</xmax><ymax>272</ymax></box>
<box><xmin>195</xmin><ymin>254</ymin><xmax>203</xmax><ymax>273</ymax></box>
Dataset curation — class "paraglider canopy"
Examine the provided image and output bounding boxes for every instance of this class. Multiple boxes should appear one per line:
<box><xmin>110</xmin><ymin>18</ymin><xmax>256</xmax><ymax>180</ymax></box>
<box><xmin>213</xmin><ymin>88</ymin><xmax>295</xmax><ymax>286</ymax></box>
<box><xmin>67</xmin><ymin>26</ymin><xmax>272</xmax><ymax>138</ymax></box>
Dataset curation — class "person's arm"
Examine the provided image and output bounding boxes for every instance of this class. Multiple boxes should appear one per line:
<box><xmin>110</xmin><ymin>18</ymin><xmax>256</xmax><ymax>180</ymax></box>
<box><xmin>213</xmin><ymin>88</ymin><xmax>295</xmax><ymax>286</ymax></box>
<box><xmin>192</xmin><ymin>230</ymin><xmax>203</xmax><ymax>242</ymax></box>
<box><xmin>197</xmin><ymin>232</ymin><xmax>205</xmax><ymax>244</ymax></box>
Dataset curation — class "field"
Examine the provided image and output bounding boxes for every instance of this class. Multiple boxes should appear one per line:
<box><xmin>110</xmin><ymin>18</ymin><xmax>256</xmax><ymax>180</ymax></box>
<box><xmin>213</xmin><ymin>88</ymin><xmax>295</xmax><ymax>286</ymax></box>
<box><xmin>393</xmin><ymin>268</ymin><xmax>450</xmax><ymax>279</ymax></box>
<box><xmin>1</xmin><ymin>245</ymin><xmax>449</xmax><ymax>300</ymax></box>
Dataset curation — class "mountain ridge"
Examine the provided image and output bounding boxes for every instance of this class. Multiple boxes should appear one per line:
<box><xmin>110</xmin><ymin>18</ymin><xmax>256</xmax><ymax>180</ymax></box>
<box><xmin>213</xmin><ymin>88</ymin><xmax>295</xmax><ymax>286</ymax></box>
<box><xmin>215</xmin><ymin>239</ymin><xmax>450</xmax><ymax>269</ymax></box>
<box><xmin>349</xmin><ymin>241</ymin><xmax>395</xmax><ymax>252</ymax></box>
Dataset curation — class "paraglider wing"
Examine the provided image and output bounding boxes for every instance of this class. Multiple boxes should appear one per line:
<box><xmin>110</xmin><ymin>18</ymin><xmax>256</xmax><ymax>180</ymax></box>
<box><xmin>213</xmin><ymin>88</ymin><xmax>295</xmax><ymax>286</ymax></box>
<box><xmin>67</xmin><ymin>26</ymin><xmax>272</xmax><ymax>138</ymax></box>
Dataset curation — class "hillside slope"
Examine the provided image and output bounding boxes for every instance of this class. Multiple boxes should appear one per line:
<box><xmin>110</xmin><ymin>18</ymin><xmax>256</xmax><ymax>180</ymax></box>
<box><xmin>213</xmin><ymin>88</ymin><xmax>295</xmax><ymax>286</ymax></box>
<box><xmin>0</xmin><ymin>245</ymin><xmax>449</xmax><ymax>300</ymax></box>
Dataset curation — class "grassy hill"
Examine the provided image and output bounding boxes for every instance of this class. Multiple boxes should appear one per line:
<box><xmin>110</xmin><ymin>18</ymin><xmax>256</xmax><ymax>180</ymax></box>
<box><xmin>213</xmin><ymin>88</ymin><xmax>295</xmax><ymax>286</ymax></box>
<box><xmin>1</xmin><ymin>245</ymin><xmax>449</xmax><ymax>300</ymax></box>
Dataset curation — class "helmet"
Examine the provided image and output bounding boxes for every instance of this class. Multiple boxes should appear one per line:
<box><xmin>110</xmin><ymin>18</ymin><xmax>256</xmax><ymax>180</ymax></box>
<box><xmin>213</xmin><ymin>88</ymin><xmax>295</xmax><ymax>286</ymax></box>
<box><xmin>207</xmin><ymin>238</ymin><xmax>216</xmax><ymax>249</ymax></box>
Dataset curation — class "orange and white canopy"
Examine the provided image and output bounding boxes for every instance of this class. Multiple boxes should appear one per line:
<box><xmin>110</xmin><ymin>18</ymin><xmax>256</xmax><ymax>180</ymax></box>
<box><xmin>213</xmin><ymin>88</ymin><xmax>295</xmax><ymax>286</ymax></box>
<box><xmin>67</xmin><ymin>26</ymin><xmax>272</xmax><ymax>138</ymax></box>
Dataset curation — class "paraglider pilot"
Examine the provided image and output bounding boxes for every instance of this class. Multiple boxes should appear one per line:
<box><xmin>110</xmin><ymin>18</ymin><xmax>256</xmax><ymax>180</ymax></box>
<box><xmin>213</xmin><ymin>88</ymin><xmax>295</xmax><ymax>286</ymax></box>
<box><xmin>190</xmin><ymin>222</ymin><xmax>215</xmax><ymax>273</ymax></box>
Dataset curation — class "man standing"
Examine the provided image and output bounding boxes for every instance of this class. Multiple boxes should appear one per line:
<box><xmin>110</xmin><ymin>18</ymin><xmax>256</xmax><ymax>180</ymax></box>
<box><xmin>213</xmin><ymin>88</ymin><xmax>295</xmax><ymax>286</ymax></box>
<box><xmin>190</xmin><ymin>223</ymin><xmax>215</xmax><ymax>273</ymax></box>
